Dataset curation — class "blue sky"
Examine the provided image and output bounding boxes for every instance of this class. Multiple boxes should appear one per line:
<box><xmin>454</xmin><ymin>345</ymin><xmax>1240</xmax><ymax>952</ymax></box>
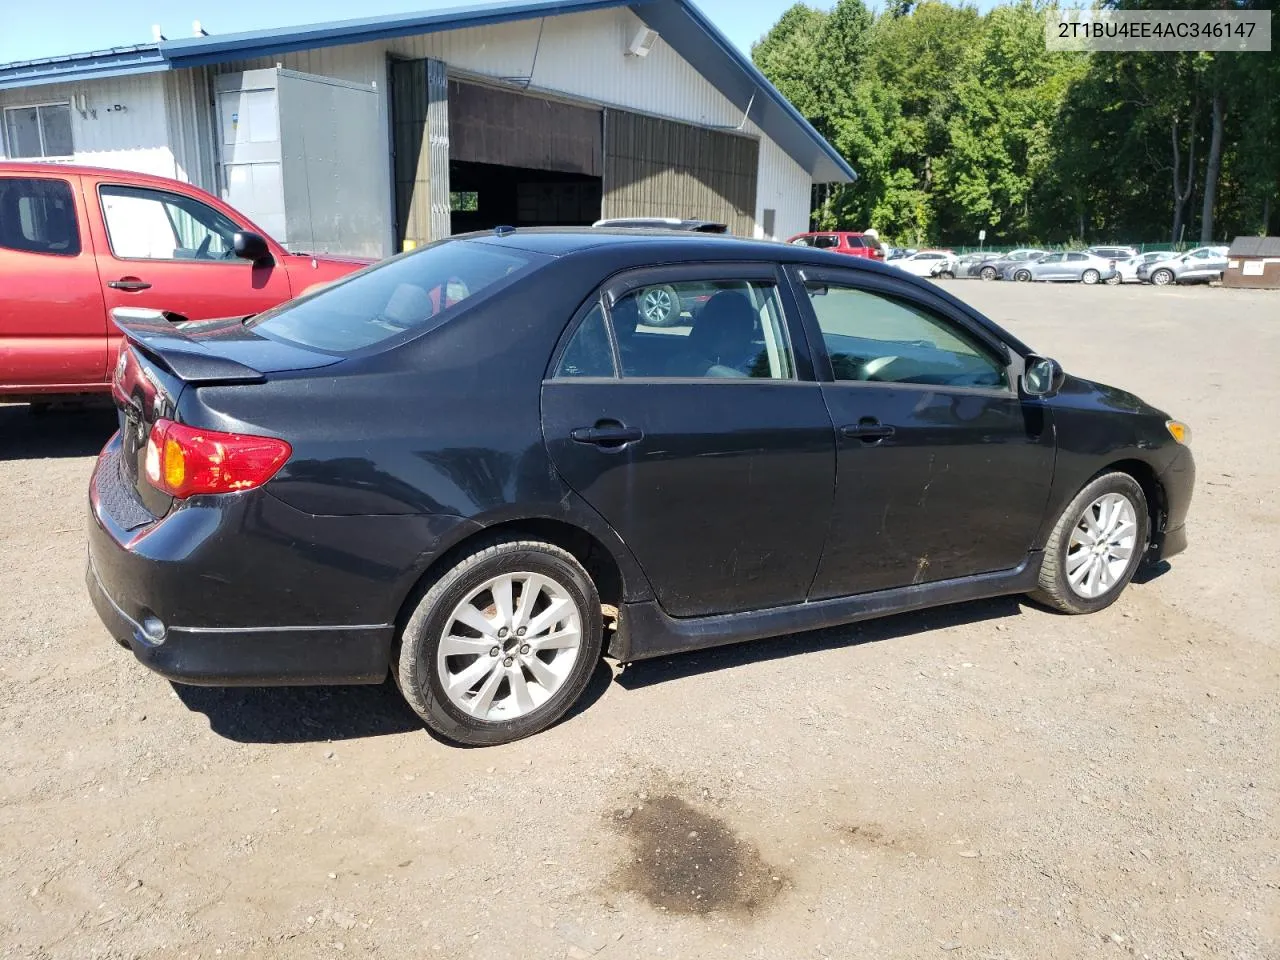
<box><xmin>0</xmin><ymin>0</ymin><xmax>998</xmax><ymax>65</ymax></box>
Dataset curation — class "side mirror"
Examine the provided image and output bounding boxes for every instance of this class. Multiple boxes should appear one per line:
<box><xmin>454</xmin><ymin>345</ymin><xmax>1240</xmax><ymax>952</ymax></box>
<box><xmin>233</xmin><ymin>231</ymin><xmax>273</xmax><ymax>266</ymax></box>
<box><xmin>1022</xmin><ymin>355</ymin><xmax>1066</xmax><ymax>398</ymax></box>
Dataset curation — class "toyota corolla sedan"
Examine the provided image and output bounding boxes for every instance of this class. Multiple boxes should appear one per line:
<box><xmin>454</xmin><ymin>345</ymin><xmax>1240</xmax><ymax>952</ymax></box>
<box><xmin>1003</xmin><ymin>251</ymin><xmax>1118</xmax><ymax>284</ymax></box>
<box><xmin>88</xmin><ymin>229</ymin><xmax>1194</xmax><ymax>746</ymax></box>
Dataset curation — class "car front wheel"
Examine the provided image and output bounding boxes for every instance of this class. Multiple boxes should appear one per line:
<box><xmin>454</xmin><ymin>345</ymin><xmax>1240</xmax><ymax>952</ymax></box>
<box><xmin>1031</xmin><ymin>472</ymin><xmax>1150</xmax><ymax>615</ymax></box>
<box><xmin>396</xmin><ymin>538</ymin><xmax>604</xmax><ymax>746</ymax></box>
<box><xmin>1105</xmin><ymin>274</ymin><xmax>1121</xmax><ymax>285</ymax></box>
<box><xmin>980</xmin><ymin>266</ymin><xmax>997</xmax><ymax>281</ymax></box>
<box><xmin>1150</xmin><ymin>268</ymin><xmax>1174</xmax><ymax>286</ymax></box>
<box><xmin>1014</xmin><ymin>269</ymin><xmax>1032</xmax><ymax>282</ymax></box>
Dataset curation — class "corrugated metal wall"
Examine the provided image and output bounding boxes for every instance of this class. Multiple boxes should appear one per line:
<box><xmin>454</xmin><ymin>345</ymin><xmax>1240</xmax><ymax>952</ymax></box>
<box><xmin>449</xmin><ymin>80</ymin><xmax>601</xmax><ymax>175</ymax></box>
<box><xmin>390</xmin><ymin>57</ymin><xmax>450</xmax><ymax>250</ymax></box>
<box><xmin>603</xmin><ymin>110</ymin><xmax>757</xmax><ymax>235</ymax></box>
<box><xmin>211</xmin><ymin>6</ymin><xmax>819</xmax><ymax>239</ymax></box>
<box><xmin>162</xmin><ymin>68</ymin><xmax>217</xmax><ymax>191</ymax></box>
<box><xmin>0</xmin><ymin>74</ymin><xmax>177</xmax><ymax>178</ymax></box>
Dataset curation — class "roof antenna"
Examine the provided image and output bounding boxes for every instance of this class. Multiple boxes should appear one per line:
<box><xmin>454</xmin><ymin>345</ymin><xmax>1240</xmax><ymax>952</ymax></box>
<box><xmin>151</xmin><ymin>24</ymin><xmax>167</xmax><ymax>42</ymax></box>
<box><xmin>494</xmin><ymin>225</ymin><xmax>516</xmax><ymax>237</ymax></box>
<box><xmin>192</xmin><ymin>20</ymin><xmax>209</xmax><ymax>37</ymax></box>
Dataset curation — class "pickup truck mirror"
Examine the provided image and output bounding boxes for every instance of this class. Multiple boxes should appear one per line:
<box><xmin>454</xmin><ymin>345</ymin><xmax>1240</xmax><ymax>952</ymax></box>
<box><xmin>1022</xmin><ymin>355</ymin><xmax>1066</xmax><ymax>398</ymax></box>
<box><xmin>233</xmin><ymin>231</ymin><xmax>273</xmax><ymax>266</ymax></box>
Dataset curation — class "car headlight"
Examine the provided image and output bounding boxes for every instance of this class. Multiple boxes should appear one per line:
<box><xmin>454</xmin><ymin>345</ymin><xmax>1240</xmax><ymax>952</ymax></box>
<box><xmin>1166</xmin><ymin>420</ymin><xmax>1191</xmax><ymax>445</ymax></box>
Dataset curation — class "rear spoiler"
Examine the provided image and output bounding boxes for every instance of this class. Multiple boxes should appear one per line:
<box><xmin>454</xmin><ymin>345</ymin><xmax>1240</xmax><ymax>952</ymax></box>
<box><xmin>111</xmin><ymin>308</ymin><xmax>265</xmax><ymax>384</ymax></box>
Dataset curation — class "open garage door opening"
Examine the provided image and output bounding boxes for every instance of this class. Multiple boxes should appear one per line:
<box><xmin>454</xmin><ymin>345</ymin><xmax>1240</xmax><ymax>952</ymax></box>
<box><xmin>449</xmin><ymin>161</ymin><xmax>601</xmax><ymax>234</ymax></box>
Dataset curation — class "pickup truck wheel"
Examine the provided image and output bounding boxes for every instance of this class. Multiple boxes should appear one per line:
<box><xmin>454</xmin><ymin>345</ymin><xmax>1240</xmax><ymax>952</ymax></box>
<box><xmin>396</xmin><ymin>539</ymin><xmax>603</xmax><ymax>746</ymax></box>
<box><xmin>1031</xmin><ymin>472</ymin><xmax>1149</xmax><ymax>615</ymax></box>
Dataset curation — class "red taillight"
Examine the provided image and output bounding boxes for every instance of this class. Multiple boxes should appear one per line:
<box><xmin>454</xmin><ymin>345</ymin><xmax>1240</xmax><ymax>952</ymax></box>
<box><xmin>144</xmin><ymin>419</ymin><xmax>291</xmax><ymax>499</ymax></box>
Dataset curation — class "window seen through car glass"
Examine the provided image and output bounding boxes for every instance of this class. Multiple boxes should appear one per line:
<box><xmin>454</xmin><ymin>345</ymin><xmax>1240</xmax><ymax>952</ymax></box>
<box><xmin>803</xmin><ymin>282</ymin><xmax>1007</xmax><ymax>389</ymax></box>
<box><xmin>610</xmin><ymin>280</ymin><xmax>795</xmax><ymax>380</ymax></box>
<box><xmin>555</xmin><ymin>302</ymin><xmax>615</xmax><ymax>378</ymax></box>
<box><xmin>812</xmin><ymin>235</ymin><xmax>839</xmax><ymax>249</ymax></box>
<box><xmin>0</xmin><ymin>177</ymin><xmax>80</xmax><ymax>256</ymax></box>
<box><xmin>101</xmin><ymin>185</ymin><xmax>242</xmax><ymax>261</ymax></box>
<box><xmin>248</xmin><ymin>240</ymin><xmax>537</xmax><ymax>354</ymax></box>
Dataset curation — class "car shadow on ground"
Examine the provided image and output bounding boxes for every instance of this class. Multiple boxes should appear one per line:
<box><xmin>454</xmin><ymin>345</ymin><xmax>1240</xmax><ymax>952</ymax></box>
<box><xmin>172</xmin><ymin>658</ymin><xmax>615</xmax><ymax>746</ymax></box>
<box><xmin>615</xmin><ymin>595</ymin><xmax>1028</xmax><ymax>690</ymax></box>
<box><xmin>0</xmin><ymin>403</ymin><xmax>116</xmax><ymax>461</ymax></box>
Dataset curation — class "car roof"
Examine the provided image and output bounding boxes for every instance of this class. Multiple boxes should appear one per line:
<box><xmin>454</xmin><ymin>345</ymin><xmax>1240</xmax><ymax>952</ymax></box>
<box><xmin>0</xmin><ymin>160</ymin><xmax>195</xmax><ymax>191</ymax></box>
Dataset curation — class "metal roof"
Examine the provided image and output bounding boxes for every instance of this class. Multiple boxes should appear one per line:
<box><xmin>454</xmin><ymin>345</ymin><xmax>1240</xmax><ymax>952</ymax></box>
<box><xmin>0</xmin><ymin>0</ymin><xmax>854</xmax><ymax>182</ymax></box>
<box><xmin>1228</xmin><ymin>236</ymin><xmax>1280</xmax><ymax>257</ymax></box>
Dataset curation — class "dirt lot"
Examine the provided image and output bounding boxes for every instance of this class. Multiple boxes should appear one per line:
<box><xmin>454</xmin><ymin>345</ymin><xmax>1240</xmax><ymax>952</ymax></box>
<box><xmin>2</xmin><ymin>282</ymin><xmax>1278</xmax><ymax>960</ymax></box>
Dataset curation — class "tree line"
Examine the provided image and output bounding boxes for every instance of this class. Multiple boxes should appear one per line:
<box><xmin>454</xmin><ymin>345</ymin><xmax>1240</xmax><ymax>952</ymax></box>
<box><xmin>752</xmin><ymin>0</ymin><xmax>1279</xmax><ymax>246</ymax></box>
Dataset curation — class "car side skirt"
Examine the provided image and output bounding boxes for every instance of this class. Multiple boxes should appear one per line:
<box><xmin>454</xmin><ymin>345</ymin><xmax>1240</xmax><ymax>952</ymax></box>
<box><xmin>609</xmin><ymin>553</ymin><xmax>1042</xmax><ymax>662</ymax></box>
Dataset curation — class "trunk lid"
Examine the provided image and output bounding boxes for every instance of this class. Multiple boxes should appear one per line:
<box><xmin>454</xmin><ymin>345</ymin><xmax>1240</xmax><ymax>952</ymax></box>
<box><xmin>110</xmin><ymin>308</ymin><xmax>340</xmax><ymax>516</ymax></box>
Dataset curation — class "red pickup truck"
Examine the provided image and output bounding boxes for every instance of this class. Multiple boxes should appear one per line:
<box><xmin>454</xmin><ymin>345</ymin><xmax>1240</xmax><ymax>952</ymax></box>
<box><xmin>0</xmin><ymin>162</ymin><xmax>370</xmax><ymax>402</ymax></box>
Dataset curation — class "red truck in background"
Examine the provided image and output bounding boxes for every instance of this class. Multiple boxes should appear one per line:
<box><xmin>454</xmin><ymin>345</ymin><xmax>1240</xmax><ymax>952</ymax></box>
<box><xmin>0</xmin><ymin>162</ymin><xmax>371</xmax><ymax>403</ymax></box>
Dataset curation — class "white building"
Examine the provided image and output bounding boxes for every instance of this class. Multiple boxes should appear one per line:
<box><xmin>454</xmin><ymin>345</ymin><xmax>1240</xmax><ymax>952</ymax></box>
<box><xmin>0</xmin><ymin>0</ymin><xmax>854</xmax><ymax>258</ymax></box>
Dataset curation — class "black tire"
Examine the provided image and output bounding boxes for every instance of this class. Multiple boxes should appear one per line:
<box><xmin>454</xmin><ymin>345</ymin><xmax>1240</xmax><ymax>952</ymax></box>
<box><xmin>637</xmin><ymin>284</ymin><xmax>681</xmax><ymax>327</ymax></box>
<box><xmin>937</xmin><ymin>270</ymin><xmax>955</xmax><ymax>279</ymax></box>
<box><xmin>1151</xmin><ymin>268</ymin><xmax>1174</xmax><ymax>286</ymax></box>
<box><xmin>1014</xmin><ymin>269</ymin><xmax>1032</xmax><ymax>283</ymax></box>
<box><xmin>1031</xmin><ymin>472</ymin><xmax>1150</xmax><ymax>615</ymax></box>
<box><xmin>980</xmin><ymin>266</ymin><xmax>997</xmax><ymax>281</ymax></box>
<box><xmin>396</xmin><ymin>539</ymin><xmax>604</xmax><ymax>746</ymax></box>
<box><xmin>1105</xmin><ymin>274</ymin><xmax>1121</xmax><ymax>285</ymax></box>
<box><xmin>1081</xmin><ymin>268</ymin><xmax>1100</xmax><ymax>285</ymax></box>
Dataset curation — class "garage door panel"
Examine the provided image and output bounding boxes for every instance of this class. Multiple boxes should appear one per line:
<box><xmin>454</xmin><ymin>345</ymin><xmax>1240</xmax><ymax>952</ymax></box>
<box><xmin>603</xmin><ymin>110</ymin><xmax>758</xmax><ymax>235</ymax></box>
<box><xmin>449</xmin><ymin>81</ymin><xmax>601</xmax><ymax>177</ymax></box>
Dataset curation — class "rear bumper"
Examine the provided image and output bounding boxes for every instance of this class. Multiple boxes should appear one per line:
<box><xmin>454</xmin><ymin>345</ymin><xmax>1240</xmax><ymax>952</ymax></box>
<box><xmin>87</xmin><ymin>559</ymin><xmax>391</xmax><ymax>685</ymax></box>
<box><xmin>87</xmin><ymin>433</ymin><xmax>473</xmax><ymax>686</ymax></box>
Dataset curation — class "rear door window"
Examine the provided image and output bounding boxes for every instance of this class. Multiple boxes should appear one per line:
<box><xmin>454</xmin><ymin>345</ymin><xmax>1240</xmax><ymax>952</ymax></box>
<box><xmin>248</xmin><ymin>239</ymin><xmax>542</xmax><ymax>354</ymax></box>
<box><xmin>0</xmin><ymin>177</ymin><xmax>80</xmax><ymax>256</ymax></box>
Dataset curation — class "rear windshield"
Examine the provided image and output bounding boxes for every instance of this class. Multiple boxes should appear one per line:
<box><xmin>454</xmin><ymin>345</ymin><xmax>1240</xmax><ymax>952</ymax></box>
<box><xmin>247</xmin><ymin>239</ymin><xmax>541</xmax><ymax>354</ymax></box>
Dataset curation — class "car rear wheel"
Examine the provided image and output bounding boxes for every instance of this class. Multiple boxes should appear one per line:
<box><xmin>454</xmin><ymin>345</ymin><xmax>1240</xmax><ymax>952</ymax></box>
<box><xmin>1014</xmin><ymin>269</ymin><xmax>1032</xmax><ymax>282</ymax></box>
<box><xmin>1150</xmin><ymin>268</ymin><xmax>1174</xmax><ymax>286</ymax></box>
<box><xmin>980</xmin><ymin>266</ymin><xmax>997</xmax><ymax>281</ymax></box>
<box><xmin>1081</xmin><ymin>268</ymin><xmax>1101</xmax><ymax>284</ymax></box>
<box><xmin>396</xmin><ymin>539</ymin><xmax>604</xmax><ymax>746</ymax></box>
<box><xmin>638</xmin><ymin>284</ymin><xmax>681</xmax><ymax>327</ymax></box>
<box><xmin>1031</xmin><ymin>472</ymin><xmax>1149</xmax><ymax>615</ymax></box>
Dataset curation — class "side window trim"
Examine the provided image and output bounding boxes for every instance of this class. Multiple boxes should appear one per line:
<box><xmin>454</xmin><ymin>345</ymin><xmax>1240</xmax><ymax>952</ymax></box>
<box><xmin>784</xmin><ymin>265</ymin><xmax>1016</xmax><ymax>393</ymax></box>
<box><xmin>96</xmin><ymin>182</ymin><xmax>250</xmax><ymax>265</ymax></box>
<box><xmin>0</xmin><ymin>175</ymin><xmax>83</xmax><ymax>257</ymax></box>
<box><xmin>546</xmin><ymin>295</ymin><xmax>620</xmax><ymax>381</ymax></box>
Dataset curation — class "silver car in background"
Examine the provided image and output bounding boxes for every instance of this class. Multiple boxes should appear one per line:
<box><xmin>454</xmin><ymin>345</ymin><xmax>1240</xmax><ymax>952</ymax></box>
<box><xmin>1111</xmin><ymin>250</ymin><xmax>1177</xmax><ymax>284</ymax></box>
<box><xmin>1002</xmin><ymin>251</ymin><xmax>1118</xmax><ymax>284</ymax></box>
<box><xmin>1137</xmin><ymin>246</ymin><xmax>1229</xmax><ymax>285</ymax></box>
<box><xmin>971</xmin><ymin>248</ymin><xmax>1047</xmax><ymax>281</ymax></box>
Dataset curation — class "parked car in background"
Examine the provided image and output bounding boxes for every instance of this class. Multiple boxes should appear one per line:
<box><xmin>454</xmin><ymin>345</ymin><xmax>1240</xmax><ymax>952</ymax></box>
<box><xmin>1137</xmin><ymin>246</ymin><xmax>1229</xmax><ymax>286</ymax></box>
<box><xmin>884</xmin><ymin>247</ymin><xmax>911</xmax><ymax>261</ymax></box>
<box><xmin>787</xmin><ymin>231</ymin><xmax>885</xmax><ymax>260</ymax></box>
<box><xmin>88</xmin><ymin>227</ymin><xmax>1194</xmax><ymax>746</ymax></box>
<box><xmin>891</xmin><ymin>249</ymin><xmax>957</xmax><ymax>277</ymax></box>
<box><xmin>0</xmin><ymin>162</ymin><xmax>371</xmax><ymax>403</ymax></box>
<box><xmin>1004</xmin><ymin>251</ymin><xmax>1118</xmax><ymax>284</ymax></box>
<box><xmin>972</xmin><ymin>249</ymin><xmax>1047</xmax><ymax>281</ymax></box>
<box><xmin>946</xmin><ymin>252</ymin><xmax>991</xmax><ymax>278</ymax></box>
<box><xmin>592</xmin><ymin>217</ymin><xmax>728</xmax><ymax>233</ymax></box>
<box><xmin>1087</xmin><ymin>245</ymin><xmax>1139</xmax><ymax>262</ymax></box>
<box><xmin>1112</xmin><ymin>251</ymin><xmax>1177</xmax><ymax>284</ymax></box>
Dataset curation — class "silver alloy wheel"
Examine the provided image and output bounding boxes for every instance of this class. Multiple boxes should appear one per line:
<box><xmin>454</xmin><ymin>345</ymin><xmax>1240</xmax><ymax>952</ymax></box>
<box><xmin>1065</xmin><ymin>492</ymin><xmax>1138</xmax><ymax>599</ymax></box>
<box><xmin>639</xmin><ymin>286</ymin><xmax>676</xmax><ymax>325</ymax></box>
<box><xmin>1081</xmin><ymin>269</ymin><xmax>1100</xmax><ymax>284</ymax></box>
<box><xmin>1015</xmin><ymin>270</ymin><xmax>1032</xmax><ymax>282</ymax></box>
<box><xmin>980</xmin><ymin>266</ymin><xmax>997</xmax><ymax>281</ymax></box>
<box><xmin>436</xmin><ymin>572</ymin><xmax>583</xmax><ymax>722</ymax></box>
<box><xmin>1151</xmin><ymin>268</ymin><xmax>1174</xmax><ymax>286</ymax></box>
<box><xmin>1105</xmin><ymin>274</ymin><xmax>1121</xmax><ymax>285</ymax></box>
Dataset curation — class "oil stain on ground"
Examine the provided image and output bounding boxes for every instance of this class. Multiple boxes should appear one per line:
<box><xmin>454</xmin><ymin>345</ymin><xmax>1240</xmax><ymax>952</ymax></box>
<box><xmin>609</xmin><ymin>793</ymin><xmax>786</xmax><ymax>917</ymax></box>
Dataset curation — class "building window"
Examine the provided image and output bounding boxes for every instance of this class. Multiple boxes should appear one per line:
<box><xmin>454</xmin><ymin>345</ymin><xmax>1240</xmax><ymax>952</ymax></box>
<box><xmin>450</xmin><ymin>191</ymin><xmax>478</xmax><ymax>212</ymax></box>
<box><xmin>3</xmin><ymin>104</ymin><xmax>74</xmax><ymax>159</ymax></box>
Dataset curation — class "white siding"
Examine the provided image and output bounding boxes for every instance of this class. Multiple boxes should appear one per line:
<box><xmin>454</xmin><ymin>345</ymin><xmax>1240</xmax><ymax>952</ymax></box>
<box><xmin>212</xmin><ymin>7</ymin><xmax>815</xmax><ymax>239</ymax></box>
<box><xmin>0</xmin><ymin>74</ymin><xmax>177</xmax><ymax>178</ymax></box>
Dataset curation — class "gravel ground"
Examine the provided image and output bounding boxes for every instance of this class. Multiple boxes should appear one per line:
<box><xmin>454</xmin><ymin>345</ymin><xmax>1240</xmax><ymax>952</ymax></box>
<box><xmin>1</xmin><ymin>282</ymin><xmax>1277</xmax><ymax>960</ymax></box>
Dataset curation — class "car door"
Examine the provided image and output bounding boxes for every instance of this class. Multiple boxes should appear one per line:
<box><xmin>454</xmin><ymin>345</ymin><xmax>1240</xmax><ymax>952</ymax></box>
<box><xmin>541</xmin><ymin>263</ymin><xmax>836</xmax><ymax>618</ymax></box>
<box><xmin>786</xmin><ymin>264</ymin><xmax>1055</xmax><ymax>598</ymax></box>
<box><xmin>0</xmin><ymin>172</ymin><xmax>109</xmax><ymax>391</ymax></box>
<box><xmin>85</xmin><ymin>178</ymin><xmax>293</xmax><ymax>373</ymax></box>
<box><xmin>1063</xmin><ymin>252</ymin><xmax>1090</xmax><ymax>280</ymax></box>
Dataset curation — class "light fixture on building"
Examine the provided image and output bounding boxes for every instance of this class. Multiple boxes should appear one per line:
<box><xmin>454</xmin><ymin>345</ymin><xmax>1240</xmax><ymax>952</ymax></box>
<box><xmin>626</xmin><ymin>26</ymin><xmax>659</xmax><ymax>58</ymax></box>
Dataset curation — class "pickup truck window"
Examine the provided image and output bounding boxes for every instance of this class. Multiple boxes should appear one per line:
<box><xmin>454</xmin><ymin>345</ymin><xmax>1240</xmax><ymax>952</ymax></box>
<box><xmin>100</xmin><ymin>185</ymin><xmax>243</xmax><ymax>262</ymax></box>
<box><xmin>0</xmin><ymin>177</ymin><xmax>81</xmax><ymax>256</ymax></box>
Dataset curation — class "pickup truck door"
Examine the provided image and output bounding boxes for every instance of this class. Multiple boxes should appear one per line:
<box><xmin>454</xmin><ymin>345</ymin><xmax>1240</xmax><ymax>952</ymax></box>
<box><xmin>0</xmin><ymin>171</ymin><xmax>109</xmax><ymax>392</ymax></box>
<box><xmin>84</xmin><ymin>177</ymin><xmax>293</xmax><ymax>372</ymax></box>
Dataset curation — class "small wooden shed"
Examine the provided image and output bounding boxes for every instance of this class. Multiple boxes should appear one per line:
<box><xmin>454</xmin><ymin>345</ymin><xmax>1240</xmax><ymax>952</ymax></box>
<box><xmin>1224</xmin><ymin>236</ymin><xmax>1280</xmax><ymax>289</ymax></box>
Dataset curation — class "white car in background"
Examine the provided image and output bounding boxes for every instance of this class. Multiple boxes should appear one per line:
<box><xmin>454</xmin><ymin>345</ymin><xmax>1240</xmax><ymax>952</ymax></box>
<box><xmin>1111</xmin><ymin>250</ymin><xmax>1177</xmax><ymax>284</ymax></box>
<box><xmin>892</xmin><ymin>249</ymin><xmax>957</xmax><ymax>278</ymax></box>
